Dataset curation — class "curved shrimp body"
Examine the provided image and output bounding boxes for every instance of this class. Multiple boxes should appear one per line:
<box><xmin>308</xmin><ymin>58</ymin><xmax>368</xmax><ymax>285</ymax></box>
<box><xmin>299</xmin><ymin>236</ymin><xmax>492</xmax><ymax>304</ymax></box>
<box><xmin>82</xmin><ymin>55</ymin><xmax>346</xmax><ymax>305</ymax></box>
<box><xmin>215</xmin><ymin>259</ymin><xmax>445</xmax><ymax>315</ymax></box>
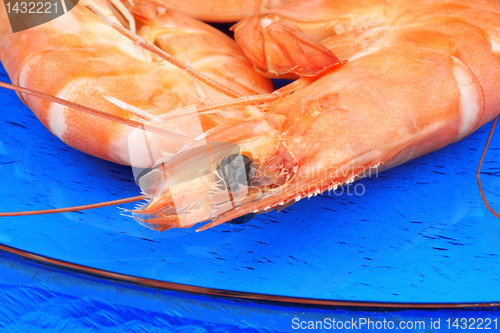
<box><xmin>144</xmin><ymin>0</ymin><xmax>301</xmax><ymax>23</ymax></box>
<box><xmin>232</xmin><ymin>0</ymin><xmax>500</xmax><ymax>77</ymax></box>
<box><xmin>0</xmin><ymin>0</ymin><xmax>273</xmax><ymax>165</ymax></box>
<box><xmin>133</xmin><ymin>0</ymin><xmax>500</xmax><ymax>231</ymax></box>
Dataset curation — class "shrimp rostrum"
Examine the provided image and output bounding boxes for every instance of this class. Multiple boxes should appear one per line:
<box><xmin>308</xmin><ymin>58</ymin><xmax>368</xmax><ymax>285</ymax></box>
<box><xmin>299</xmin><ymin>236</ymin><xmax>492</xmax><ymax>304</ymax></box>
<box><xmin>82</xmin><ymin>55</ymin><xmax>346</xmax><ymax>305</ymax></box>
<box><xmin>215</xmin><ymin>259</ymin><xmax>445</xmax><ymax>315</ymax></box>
<box><xmin>131</xmin><ymin>0</ymin><xmax>500</xmax><ymax>231</ymax></box>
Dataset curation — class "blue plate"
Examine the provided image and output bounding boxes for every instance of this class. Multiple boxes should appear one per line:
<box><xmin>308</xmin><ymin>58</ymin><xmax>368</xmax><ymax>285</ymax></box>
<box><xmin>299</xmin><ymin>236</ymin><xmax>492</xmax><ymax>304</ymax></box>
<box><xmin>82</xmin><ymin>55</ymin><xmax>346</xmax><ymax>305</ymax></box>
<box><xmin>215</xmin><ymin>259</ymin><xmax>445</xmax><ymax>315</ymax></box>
<box><xmin>1</xmin><ymin>63</ymin><xmax>500</xmax><ymax>305</ymax></box>
<box><xmin>1</xmin><ymin>248</ymin><xmax>499</xmax><ymax>332</ymax></box>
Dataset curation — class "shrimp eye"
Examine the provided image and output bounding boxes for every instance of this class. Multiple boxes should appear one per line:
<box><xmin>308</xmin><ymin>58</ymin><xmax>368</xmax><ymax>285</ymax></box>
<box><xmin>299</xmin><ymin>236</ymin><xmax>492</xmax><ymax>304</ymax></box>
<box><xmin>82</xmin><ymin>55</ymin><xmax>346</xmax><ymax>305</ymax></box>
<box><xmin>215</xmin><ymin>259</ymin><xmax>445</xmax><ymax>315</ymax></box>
<box><xmin>218</xmin><ymin>154</ymin><xmax>254</xmax><ymax>188</ymax></box>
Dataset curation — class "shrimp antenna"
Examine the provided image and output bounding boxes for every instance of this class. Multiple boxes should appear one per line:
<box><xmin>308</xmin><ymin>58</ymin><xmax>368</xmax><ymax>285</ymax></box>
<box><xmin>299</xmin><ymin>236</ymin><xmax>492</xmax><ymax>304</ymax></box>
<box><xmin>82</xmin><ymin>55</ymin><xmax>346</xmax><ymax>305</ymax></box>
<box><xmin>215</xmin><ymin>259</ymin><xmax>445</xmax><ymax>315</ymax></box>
<box><xmin>157</xmin><ymin>94</ymin><xmax>279</xmax><ymax>122</ymax></box>
<box><xmin>87</xmin><ymin>5</ymin><xmax>243</xmax><ymax>99</ymax></box>
<box><xmin>156</xmin><ymin>77</ymin><xmax>314</xmax><ymax>122</ymax></box>
<box><xmin>105</xmin><ymin>78</ymin><xmax>311</xmax><ymax>124</ymax></box>
<box><xmin>477</xmin><ymin>117</ymin><xmax>500</xmax><ymax>218</ymax></box>
<box><xmin>0</xmin><ymin>81</ymin><xmax>196</xmax><ymax>145</ymax></box>
<box><xmin>0</xmin><ymin>195</ymin><xmax>147</xmax><ymax>217</ymax></box>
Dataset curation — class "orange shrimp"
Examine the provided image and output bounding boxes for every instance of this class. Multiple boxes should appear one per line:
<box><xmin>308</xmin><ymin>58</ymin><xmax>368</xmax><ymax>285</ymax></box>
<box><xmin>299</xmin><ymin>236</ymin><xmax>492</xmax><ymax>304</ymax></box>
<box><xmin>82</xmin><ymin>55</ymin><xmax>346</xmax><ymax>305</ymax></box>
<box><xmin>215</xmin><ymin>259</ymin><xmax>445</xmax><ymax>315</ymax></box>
<box><xmin>140</xmin><ymin>0</ymin><xmax>301</xmax><ymax>23</ymax></box>
<box><xmin>0</xmin><ymin>0</ymin><xmax>273</xmax><ymax>166</ymax></box>
<box><xmin>232</xmin><ymin>0</ymin><xmax>500</xmax><ymax>77</ymax></box>
<box><xmin>128</xmin><ymin>0</ymin><xmax>500</xmax><ymax>231</ymax></box>
<box><xmin>2</xmin><ymin>0</ymin><xmax>500</xmax><ymax>233</ymax></box>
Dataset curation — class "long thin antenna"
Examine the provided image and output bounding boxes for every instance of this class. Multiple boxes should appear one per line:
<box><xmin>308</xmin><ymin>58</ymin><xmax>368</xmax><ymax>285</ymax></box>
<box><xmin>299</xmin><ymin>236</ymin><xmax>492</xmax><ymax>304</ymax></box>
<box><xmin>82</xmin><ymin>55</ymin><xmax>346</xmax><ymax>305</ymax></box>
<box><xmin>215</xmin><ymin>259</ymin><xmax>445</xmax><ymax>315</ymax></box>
<box><xmin>477</xmin><ymin>117</ymin><xmax>500</xmax><ymax>218</ymax></box>
<box><xmin>0</xmin><ymin>81</ymin><xmax>196</xmax><ymax>145</ymax></box>
<box><xmin>87</xmin><ymin>5</ymin><xmax>243</xmax><ymax>99</ymax></box>
<box><xmin>0</xmin><ymin>195</ymin><xmax>148</xmax><ymax>217</ymax></box>
<box><xmin>158</xmin><ymin>94</ymin><xmax>279</xmax><ymax>122</ymax></box>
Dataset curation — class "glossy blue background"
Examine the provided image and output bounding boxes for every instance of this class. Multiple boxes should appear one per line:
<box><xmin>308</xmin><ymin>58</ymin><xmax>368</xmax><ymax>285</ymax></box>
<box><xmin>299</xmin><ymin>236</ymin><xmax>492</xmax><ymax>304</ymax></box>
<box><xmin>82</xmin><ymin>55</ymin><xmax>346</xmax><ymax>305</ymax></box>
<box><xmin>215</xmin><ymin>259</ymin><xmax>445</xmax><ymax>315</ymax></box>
<box><xmin>1</xmin><ymin>63</ymin><xmax>500</xmax><ymax>304</ymax></box>
<box><xmin>1</xmin><ymin>249</ymin><xmax>499</xmax><ymax>332</ymax></box>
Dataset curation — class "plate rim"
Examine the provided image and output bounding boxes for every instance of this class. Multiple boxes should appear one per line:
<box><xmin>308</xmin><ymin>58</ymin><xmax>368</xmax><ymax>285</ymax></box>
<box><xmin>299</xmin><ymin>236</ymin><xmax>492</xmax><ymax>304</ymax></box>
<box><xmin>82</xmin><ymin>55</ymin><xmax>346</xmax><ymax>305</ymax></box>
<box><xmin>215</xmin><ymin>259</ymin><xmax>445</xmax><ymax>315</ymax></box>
<box><xmin>1</xmin><ymin>243</ymin><xmax>498</xmax><ymax>309</ymax></box>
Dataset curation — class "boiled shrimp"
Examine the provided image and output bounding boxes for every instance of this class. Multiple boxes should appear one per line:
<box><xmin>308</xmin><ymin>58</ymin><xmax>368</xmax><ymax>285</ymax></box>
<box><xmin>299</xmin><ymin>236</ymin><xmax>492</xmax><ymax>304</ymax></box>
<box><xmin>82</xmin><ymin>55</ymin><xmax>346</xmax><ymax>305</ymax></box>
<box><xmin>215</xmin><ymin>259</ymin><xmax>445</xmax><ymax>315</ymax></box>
<box><xmin>232</xmin><ymin>0</ymin><xmax>500</xmax><ymax>77</ymax></box>
<box><xmin>0</xmin><ymin>0</ymin><xmax>273</xmax><ymax>167</ymax></box>
<box><xmin>3</xmin><ymin>0</ymin><xmax>500</xmax><ymax>233</ymax></box>
<box><xmin>131</xmin><ymin>0</ymin><xmax>500</xmax><ymax>231</ymax></box>
<box><xmin>141</xmin><ymin>0</ymin><xmax>301</xmax><ymax>23</ymax></box>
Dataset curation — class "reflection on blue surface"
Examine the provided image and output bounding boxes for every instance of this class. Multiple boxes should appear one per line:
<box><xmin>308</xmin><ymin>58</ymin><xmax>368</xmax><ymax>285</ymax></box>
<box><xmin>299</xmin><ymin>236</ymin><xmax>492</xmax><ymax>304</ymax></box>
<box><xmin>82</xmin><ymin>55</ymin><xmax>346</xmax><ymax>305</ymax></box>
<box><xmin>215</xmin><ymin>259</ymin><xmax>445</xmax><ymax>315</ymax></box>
<box><xmin>1</xmin><ymin>63</ymin><xmax>500</xmax><ymax>303</ymax></box>
<box><xmin>1</xmin><ymin>249</ymin><xmax>499</xmax><ymax>332</ymax></box>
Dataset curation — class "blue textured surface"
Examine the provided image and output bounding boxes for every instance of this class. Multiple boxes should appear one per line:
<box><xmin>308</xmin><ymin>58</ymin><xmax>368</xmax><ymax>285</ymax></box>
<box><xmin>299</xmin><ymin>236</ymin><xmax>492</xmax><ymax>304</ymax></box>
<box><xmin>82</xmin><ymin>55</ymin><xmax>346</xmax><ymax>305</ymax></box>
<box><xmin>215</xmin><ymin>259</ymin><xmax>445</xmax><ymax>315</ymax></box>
<box><xmin>1</xmin><ymin>249</ymin><xmax>499</xmax><ymax>332</ymax></box>
<box><xmin>1</xmin><ymin>63</ymin><xmax>500</xmax><ymax>304</ymax></box>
